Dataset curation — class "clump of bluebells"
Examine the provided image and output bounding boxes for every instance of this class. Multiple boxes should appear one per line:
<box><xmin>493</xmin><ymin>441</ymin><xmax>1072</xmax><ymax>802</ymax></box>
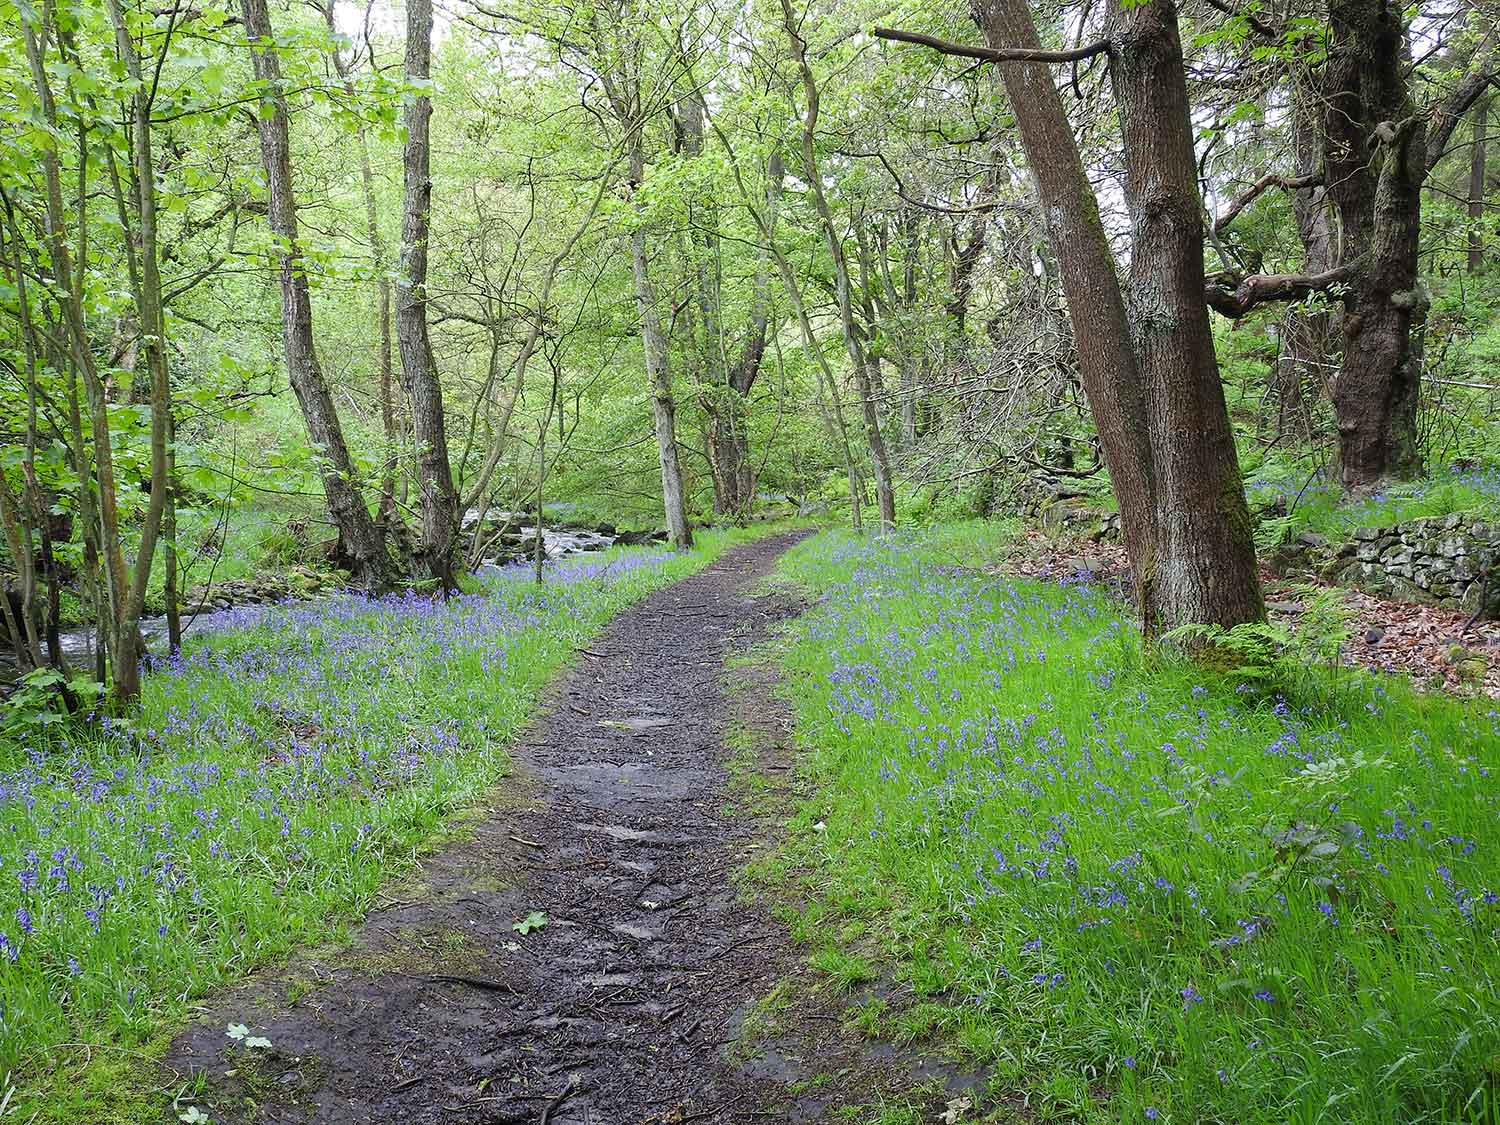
<box><xmin>777</xmin><ymin>525</ymin><xmax>1500</xmax><ymax>1122</ymax></box>
<box><xmin>0</xmin><ymin>541</ymin><xmax>721</xmax><ymax>1079</ymax></box>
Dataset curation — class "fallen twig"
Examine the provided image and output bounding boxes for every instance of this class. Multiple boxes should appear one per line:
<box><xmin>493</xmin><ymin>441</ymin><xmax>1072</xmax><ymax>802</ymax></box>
<box><xmin>681</xmin><ymin>1093</ymin><xmax>746</xmax><ymax>1122</ymax></box>
<box><xmin>539</xmin><ymin>1075</ymin><xmax>581</xmax><ymax>1125</ymax></box>
<box><xmin>424</xmin><ymin>973</ymin><xmax>518</xmax><ymax>994</ymax></box>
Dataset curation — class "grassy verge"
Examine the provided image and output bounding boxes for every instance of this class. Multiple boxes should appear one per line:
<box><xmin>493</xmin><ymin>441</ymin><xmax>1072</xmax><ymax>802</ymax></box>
<box><xmin>769</xmin><ymin>522</ymin><xmax>1500</xmax><ymax>1123</ymax></box>
<box><xmin>0</xmin><ymin>524</ymin><xmax>784</xmax><ymax>1107</ymax></box>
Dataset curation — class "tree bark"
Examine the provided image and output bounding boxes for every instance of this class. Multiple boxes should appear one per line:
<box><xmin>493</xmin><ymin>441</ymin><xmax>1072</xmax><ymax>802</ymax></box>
<box><xmin>676</xmin><ymin>84</ymin><xmax>757</xmax><ymax>521</ymax></box>
<box><xmin>323</xmin><ymin>2</ymin><xmax>401</xmax><ymax>526</ymax></box>
<box><xmin>1321</xmin><ymin>0</ymin><xmax>1427</xmax><ymax>489</ymax></box>
<box><xmin>1471</xmin><ymin>96</ymin><xmax>1489</xmax><ymax>273</ymax></box>
<box><xmin>782</xmin><ymin>0</ymin><xmax>896</xmax><ymax>531</ymax></box>
<box><xmin>398</xmin><ymin>0</ymin><xmax>461</xmax><ymax>590</ymax></box>
<box><xmin>1273</xmin><ymin>68</ymin><xmax>1338</xmax><ymax>443</ymax></box>
<box><xmin>631</xmin><ymin>222</ymin><xmax>694</xmax><ymax>548</ymax></box>
<box><xmin>624</xmin><ymin>127</ymin><xmax>693</xmax><ymax>548</ymax></box>
<box><xmin>21</xmin><ymin>9</ymin><xmax>135</xmax><ymax>698</ymax></box>
<box><xmin>241</xmin><ymin>0</ymin><xmax>392</xmax><ymax>590</ymax></box>
<box><xmin>969</xmin><ymin>0</ymin><xmax>1159</xmax><ymax>624</ymax></box>
<box><xmin>1106</xmin><ymin>0</ymin><xmax>1265</xmax><ymax>629</ymax></box>
<box><xmin>105</xmin><ymin>0</ymin><xmax>177</xmax><ymax>696</ymax></box>
<box><xmin>970</xmin><ymin>0</ymin><xmax>1263</xmax><ymax>632</ymax></box>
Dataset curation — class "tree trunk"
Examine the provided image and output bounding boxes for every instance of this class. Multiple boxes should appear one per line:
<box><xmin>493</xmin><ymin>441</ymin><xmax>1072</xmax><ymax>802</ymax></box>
<box><xmin>398</xmin><ymin>0</ymin><xmax>461</xmax><ymax>591</ymax></box>
<box><xmin>1106</xmin><ymin>0</ymin><xmax>1265</xmax><ymax>629</ymax></box>
<box><xmin>323</xmin><ymin>2</ymin><xmax>402</xmax><ymax>526</ymax></box>
<box><xmin>367</xmin><ymin>132</ymin><xmax>401</xmax><ymax>527</ymax></box>
<box><xmin>1273</xmin><ymin>306</ymin><xmax>1333</xmax><ymax>441</ymax></box>
<box><xmin>106</xmin><ymin>0</ymin><xmax>177</xmax><ymax>696</ymax></box>
<box><xmin>970</xmin><ymin>0</ymin><xmax>1159</xmax><ymax>622</ymax></box>
<box><xmin>677</xmin><ymin>87</ymin><xmax>743</xmax><ymax>520</ymax></box>
<box><xmin>970</xmin><ymin>0</ymin><xmax>1262</xmax><ymax>632</ymax></box>
<box><xmin>1471</xmin><ymin>97</ymin><xmax>1489</xmax><ymax>273</ymax></box>
<box><xmin>782</xmin><ymin>0</ymin><xmax>896</xmax><ymax>531</ymax></box>
<box><xmin>241</xmin><ymin>0</ymin><xmax>393</xmax><ymax>590</ymax></box>
<box><xmin>21</xmin><ymin>8</ymin><xmax>136</xmax><ymax>698</ymax></box>
<box><xmin>625</xmin><ymin>132</ymin><xmax>693</xmax><ymax>548</ymax></box>
<box><xmin>164</xmin><ymin>408</ymin><xmax>182</xmax><ymax>655</ymax></box>
<box><xmin>1274</xmin><ymin>68</ymin><xmax>1338</xmax><ymax>443</ymax></box>
<box><xmin>1321</xmin><ymin>0</ymin><xmax>1427</xmax><ymax>489</ymax></box>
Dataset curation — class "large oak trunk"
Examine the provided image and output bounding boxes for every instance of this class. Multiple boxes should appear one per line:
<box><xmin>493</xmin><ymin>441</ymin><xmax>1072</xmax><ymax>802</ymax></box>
<box><xmin>971</xmin><ymin>0</ymin><xmax>1263</xmax><ymax>633</ymax></box>
<box><xmin>1107</xmin><ymin>0</ymin><xmax>1265</xmax><ymax>629</ymax></box>
<box><xmin>1322</xmin><ymin>0</ymin><xmax>1427</xmax><ymax>489</ymax></box>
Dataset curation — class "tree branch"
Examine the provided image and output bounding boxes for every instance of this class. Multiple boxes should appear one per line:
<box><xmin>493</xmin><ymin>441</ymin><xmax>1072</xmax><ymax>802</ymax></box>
<box><xmin>871</xmin><ymin>26</ymin><xmax>1110</xmax><ymax>65</ymax></box>
<box><xmin>1204</xmin><ymin>263</ymin><xmax>1358</xmax><ymax>317</ymax></box>
<box><xmin>1213</xmin><ymin>171</ymin><xmax>1322</xmax><ymax>235</ymax></box>
<box><xmin>1424</xmin><ymin>67</ymin><xmax>1499</xmax><ymax>176</ymax></box>
<box><xmin>1201</xmin><ymin>0</ymin><xmax>1277</xmax><ymax>39</ymax></box>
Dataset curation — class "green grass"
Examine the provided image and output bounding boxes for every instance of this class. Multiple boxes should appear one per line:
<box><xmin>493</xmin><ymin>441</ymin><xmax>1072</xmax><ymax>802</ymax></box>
<box><xmin>0</xmin><ymin>525</ymin><xmax>783</xmax><ymax>1113</ymax></box>
<box><xmin>769</xmin><ymin>522</ymin><xmax>1500</xmax><ymax>1123</ymax></box>
<box><xmin>1246</xmin><ymin>462</ymin><xmax>1500</xmax><ymax>550</ymax></box>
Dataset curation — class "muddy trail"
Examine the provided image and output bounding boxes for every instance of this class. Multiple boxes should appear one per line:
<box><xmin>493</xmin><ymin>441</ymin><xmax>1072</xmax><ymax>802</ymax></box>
<box><xmin>163</xmin><ymin>531</ymin><xmax>971</xmax><ymax>1124</ymax></box>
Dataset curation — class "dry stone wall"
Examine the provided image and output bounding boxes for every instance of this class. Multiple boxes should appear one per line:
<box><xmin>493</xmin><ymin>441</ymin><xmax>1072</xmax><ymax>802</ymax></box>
<box><xmin>1325</xmin><ymin>514</ymin><xmax>1500</xmax><ymax>617</ymax></box>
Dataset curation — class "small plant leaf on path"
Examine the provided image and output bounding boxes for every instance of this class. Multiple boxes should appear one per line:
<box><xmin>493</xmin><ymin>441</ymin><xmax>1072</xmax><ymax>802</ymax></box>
<box><xmin>513</xmin><ymin>910</ymin><xmax>548</xmax><ymax>935</ymax></box>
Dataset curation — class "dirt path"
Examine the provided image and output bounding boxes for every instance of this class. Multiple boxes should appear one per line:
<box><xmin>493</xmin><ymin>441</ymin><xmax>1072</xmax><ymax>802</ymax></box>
<box><xmin>165</xmin><ymin>531</ymin><xmax>825</xmax><ymax>1123</ymax></box>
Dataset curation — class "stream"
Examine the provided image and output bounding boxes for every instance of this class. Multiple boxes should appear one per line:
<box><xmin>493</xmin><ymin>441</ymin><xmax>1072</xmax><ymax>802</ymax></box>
<box><xmin>1</xmin><ymin>522</ymin><xmax>620</xmax><ymax>684</ymax></box>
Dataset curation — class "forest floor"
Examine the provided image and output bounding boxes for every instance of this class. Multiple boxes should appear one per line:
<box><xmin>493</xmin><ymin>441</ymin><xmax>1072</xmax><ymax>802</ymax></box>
<box><xmin>1004</xmin><ymin>528</ymin><xmax>1500</xmax><ymax>696</ymax></box>
<box><xmin>158</xmin><ymin>531</ymin><xmax>975</xmax><ymax>1124</ymax></box>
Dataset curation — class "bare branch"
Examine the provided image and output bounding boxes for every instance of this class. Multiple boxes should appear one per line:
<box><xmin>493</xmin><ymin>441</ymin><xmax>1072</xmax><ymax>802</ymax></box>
<box><xmin>871</xmin><ymin>26</ymin><xmax>1110</xmax><ymax>65</ymax></box>
<box><xmin>1204</xmin><ymin>263</ymin><xmax>1359</xmax><ymax>317</ymax></box>
<box><xmin>1213</xmin><ymin>171</ymin><xmax>1322</xmax><ymax>236</ymax></box>
<box><xmin>1424</xmin><ymin>66</ymin><xmax>1499</xmax><ymax>175</ymax></box>
<box><xmin>1201</xmin><ymin>0</ymin><xmax>1277</xmax><ymax>38</ymax></box>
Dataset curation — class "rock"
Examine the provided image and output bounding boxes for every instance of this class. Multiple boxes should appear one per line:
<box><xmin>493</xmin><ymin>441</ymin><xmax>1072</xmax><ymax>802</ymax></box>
<box><xmin>1437</xmin><ymin>537</ymin><xmax>1468</xmax><ymax>558</ymax></box>
<box><xmin>1363</xmin><ymin>626</ymin><xmax>1385</xmax><ymax>645</ymax></box>
<box><xmin>616</xmin><ymin>529</ymin><xmax>669</xmax><ymax>546</ymax></box>
<box><xmin>1383</xmin><ymin>548</ymin><xmax>1413</xmax><ymax>567</ymax></box>
<box><xmin>1355</xmin><ymin>540</ymin><xmax>1384</xmax><ymax>562</ymax></box>
<box><xmin>1266</xmin><ymin>600</ymin><xmax>1304</xmax><ymax>615</ymax></box>
<box><xmin>1353</xmin><ymin>526</ymin><xmax>1384</xmax><ymax>541</ymax></box>
<box><xmin>1328</xmin><ymin>560</ymin><xmax>1363</xmax><ymax>585</ymax></box>
<box><xmin>1296</xmin><ymin>531</ymin><xmax>1329</xmax><ymax>548</ymax></box>
<box><xmin>1457</xmin><ymin>656</ymin><xmax>1489</xmax><ymax>683</ymax></box>
<box><xmin>474</xmin><ymin>563</ymin><xmax>507</xmax><ymax>582</ymax></box>
<box><xmin>1388</xmin><ymin>577</ymin><xmax>1428</xmax><ymax>602</ymax></box>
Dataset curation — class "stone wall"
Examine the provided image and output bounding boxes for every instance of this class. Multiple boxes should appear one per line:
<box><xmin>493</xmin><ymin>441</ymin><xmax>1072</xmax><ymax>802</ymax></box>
<box><xmin>1325</xmin><ymin>514</ymin><xmax>1500</xmax><ymax>617</ymax></box>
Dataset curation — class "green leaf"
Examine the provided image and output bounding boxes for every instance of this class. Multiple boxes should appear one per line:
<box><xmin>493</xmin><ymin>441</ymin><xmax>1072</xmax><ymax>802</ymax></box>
<box><xmin>512</xmin><ymin>910</ymin><xmax>547</xmax><ymax>935</ymax></box>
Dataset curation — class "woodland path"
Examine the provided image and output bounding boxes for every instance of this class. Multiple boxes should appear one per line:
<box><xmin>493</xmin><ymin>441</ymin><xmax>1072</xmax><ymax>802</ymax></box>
<box><xmin>163</xmin><ymin>530</ymin><xmax>854</xmax><ymax>1124</ymax></box>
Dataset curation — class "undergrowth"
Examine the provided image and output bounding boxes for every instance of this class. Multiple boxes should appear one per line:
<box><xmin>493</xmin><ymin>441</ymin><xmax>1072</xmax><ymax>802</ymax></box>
<box><xmin>772</xmin><ymin>522</ymin><xmax>1500</xmax><ymax>1123</ymax></box>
